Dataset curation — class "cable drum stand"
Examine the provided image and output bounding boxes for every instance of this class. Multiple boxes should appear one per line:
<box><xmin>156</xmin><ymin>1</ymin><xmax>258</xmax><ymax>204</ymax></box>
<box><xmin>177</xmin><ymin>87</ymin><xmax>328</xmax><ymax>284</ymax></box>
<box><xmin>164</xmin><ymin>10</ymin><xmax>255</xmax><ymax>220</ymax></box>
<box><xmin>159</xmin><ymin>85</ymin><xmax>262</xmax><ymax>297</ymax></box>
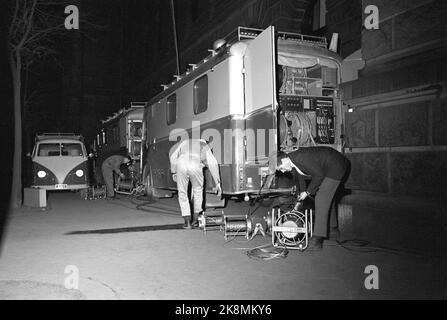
<box><xmin>269</xmin><ymin>200</ymin><xmax>313</xmax><ymax>251</ymax></box>
<box><xmin>82</xmin><ymin>185</ymin><xmax>107</xmax><ymax>200</ymax></box>
<box><xmin>223</xmin><ymin>215</ymin><xmax>253</xmax><ymax>240</ymax></box>
<box><xmin>115</xmin><ymin>162</ymin><xmax>145</xmax><ymax>196</ymax></box>
<box><xmin>198</xmin><ymin>211</ymin><xmax>225</xmax><ymax>233</ymax></box>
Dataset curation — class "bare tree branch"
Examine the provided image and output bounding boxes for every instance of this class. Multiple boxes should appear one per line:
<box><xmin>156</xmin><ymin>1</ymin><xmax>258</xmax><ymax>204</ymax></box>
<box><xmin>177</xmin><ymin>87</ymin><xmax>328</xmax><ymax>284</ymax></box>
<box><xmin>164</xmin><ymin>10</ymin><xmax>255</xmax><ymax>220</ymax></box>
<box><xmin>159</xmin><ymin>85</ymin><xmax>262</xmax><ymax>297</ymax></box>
<box><xmin>9</xmin><ymin>0</ymin><xmax>20</xmax><ymax>37</ymax></box>
<box><xmin>16</xmin><ymin>0</ymin><xmax>38</xmax><ymax>50</ymax></box>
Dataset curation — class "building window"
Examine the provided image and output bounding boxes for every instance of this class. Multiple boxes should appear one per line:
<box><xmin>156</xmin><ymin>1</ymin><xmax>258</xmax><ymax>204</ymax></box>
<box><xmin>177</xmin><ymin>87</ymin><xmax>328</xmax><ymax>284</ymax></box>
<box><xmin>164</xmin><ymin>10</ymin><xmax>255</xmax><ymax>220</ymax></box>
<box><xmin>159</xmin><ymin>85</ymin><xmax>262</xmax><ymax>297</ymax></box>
<box><xmin>313</xmin><ymin>0</ymin><xmax>326</xmax><ymax>31</ymax></box>
<box><xmin>193</xmin><ymin>75</ymin><xmax>208</xmax><ymax>114</ymax></box>
<box><xmin>166</xmin><ymin>94</ymin><xmax>176</xmax><ymax>125</ymax></box>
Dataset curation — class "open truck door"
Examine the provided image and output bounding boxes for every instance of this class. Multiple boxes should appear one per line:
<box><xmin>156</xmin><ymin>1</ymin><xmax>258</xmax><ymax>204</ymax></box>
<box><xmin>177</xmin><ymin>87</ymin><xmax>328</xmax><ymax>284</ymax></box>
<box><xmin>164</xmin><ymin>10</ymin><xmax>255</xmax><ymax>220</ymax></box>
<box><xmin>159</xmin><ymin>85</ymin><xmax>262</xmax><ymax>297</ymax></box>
<box><xmin>243</xmin><ymin>26</ymin><xmax>278</xmax><ymax>166</ymax></box>
<box><xmin>244</xmin><ymin>26</ymin><xmax>277</xmax><ymax>115</ymax></box>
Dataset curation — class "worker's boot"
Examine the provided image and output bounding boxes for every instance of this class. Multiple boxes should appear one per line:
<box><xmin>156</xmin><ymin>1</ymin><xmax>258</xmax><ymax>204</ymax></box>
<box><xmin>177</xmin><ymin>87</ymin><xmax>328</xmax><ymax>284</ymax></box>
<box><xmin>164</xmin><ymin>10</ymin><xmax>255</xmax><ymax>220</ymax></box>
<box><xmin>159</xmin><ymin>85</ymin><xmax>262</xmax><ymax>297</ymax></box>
<box><xmin>191</xmin><ymin>211</ymin><xmax>202</xmax><ymax>228</ymax></box>
<box><xmin>307</xmin><ymin>236</ymin><xmax>323</xmax><ymax>251</ymax></box>
<box><xmin>183</xmin><ymin>216</ymin><xmax>192</xmax><ymax>229</ymax></box>
<box><xmin>329</xmin><ymin>227</ymin><xmax>340</xmax><ymax>241</ymax></box>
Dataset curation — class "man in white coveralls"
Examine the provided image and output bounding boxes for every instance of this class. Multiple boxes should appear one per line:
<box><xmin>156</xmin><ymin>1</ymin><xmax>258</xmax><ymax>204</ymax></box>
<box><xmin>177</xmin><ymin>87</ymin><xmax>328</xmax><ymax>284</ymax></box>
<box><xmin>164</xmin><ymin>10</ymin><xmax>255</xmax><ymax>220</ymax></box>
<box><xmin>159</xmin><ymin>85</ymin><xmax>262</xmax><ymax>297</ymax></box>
<box><xmin>170</xmin><ymin>139</ymin><xmax>222</xmax><ymax>229</ymax></box>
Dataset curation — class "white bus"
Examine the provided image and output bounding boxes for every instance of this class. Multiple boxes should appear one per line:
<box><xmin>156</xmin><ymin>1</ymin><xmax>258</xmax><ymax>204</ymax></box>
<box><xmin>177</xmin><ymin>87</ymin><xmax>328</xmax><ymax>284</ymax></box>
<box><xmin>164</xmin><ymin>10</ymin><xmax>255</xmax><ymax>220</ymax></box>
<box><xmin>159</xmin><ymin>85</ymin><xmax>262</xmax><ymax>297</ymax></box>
<box><xmin>142</xmin><ymin>26</ymin><xmax>345</xmax><ymax>200</ymax></box>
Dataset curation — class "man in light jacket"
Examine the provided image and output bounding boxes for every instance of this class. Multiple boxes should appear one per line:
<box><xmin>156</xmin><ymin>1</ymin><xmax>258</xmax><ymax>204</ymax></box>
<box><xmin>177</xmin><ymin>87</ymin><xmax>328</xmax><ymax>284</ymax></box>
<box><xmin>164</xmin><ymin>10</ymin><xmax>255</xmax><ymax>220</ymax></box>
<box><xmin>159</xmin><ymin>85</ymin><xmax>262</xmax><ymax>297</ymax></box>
<box><xmin>170</xmin><ymin>139</ymin><xmax>221</xmax><ymax>229</ymax></box>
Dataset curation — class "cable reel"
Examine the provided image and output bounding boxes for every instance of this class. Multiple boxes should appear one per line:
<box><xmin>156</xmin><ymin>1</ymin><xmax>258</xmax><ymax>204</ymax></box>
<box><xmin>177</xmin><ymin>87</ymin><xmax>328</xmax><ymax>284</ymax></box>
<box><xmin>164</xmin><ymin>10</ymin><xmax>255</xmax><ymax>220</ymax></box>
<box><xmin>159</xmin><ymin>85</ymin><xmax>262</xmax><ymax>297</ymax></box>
<box><xmin>83</xmin><ymin>186</ymin><xmax>106</xmax><ymax>200</ymax></box>
<box><xmin>271</xmin><ymin>204</ymin><xmax>313</xmax><ymax>251</ymax></box>
<box><xmin>198</xmin><ymin>211</ymin><xmax>225</xmax><ymax>233</ymax></box>
<box><xmin>279</xmin><ymin>112</ymin><xmax>316</xmax><ymax>152</ymax></box>
<box><xmin>263</xmin><ymin>214</ymin><xmax>273</xmax><ymax>234</ymax></box>
<box><xmin>223</xmin><ymin>215</ymin><xmax>252</xmax><ymax>240</ymax></box>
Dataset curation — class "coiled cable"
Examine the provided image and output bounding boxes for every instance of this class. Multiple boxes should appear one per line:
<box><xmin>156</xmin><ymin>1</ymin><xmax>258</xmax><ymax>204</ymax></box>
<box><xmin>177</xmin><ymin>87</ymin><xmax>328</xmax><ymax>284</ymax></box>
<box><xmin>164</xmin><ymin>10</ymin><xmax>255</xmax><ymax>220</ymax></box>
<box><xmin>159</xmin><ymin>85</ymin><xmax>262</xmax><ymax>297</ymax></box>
<box><xmin>282</xmin><ymin>112</ymin><xmax>316</xmax><ymax>147</ymax></box>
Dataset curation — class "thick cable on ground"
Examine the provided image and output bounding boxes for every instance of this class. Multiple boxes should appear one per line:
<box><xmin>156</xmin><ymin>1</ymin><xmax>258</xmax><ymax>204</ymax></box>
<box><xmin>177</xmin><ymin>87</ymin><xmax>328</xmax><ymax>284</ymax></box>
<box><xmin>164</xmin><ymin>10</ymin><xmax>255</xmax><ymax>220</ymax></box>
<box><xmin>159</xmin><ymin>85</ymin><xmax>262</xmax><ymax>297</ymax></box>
<box><xmin>246</xmin><ymin>245</ymin><xmax>289</xmax><ymax>261</ymax></box>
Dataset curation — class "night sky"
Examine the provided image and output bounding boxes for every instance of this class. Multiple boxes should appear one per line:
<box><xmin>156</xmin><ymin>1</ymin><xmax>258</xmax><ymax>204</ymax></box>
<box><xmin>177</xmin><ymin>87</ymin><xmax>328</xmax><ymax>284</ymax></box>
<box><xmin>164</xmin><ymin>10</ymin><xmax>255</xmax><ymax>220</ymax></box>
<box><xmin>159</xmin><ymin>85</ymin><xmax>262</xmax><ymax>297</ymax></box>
<box><xmin>4</xmin><ymin>1</ymin><xmax>178</xmax><ymax>146</ymax></box>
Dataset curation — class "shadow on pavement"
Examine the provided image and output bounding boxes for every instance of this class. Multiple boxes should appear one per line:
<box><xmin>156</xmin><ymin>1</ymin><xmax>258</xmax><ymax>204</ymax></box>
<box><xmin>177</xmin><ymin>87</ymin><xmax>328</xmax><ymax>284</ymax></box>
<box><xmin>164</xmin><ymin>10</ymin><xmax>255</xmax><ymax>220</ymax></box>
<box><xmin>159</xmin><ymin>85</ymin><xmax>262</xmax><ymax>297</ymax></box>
<box><xmin>65</xmin><ymin>223</ymin><xmax>186</xmax><ymax>235</ymax></box>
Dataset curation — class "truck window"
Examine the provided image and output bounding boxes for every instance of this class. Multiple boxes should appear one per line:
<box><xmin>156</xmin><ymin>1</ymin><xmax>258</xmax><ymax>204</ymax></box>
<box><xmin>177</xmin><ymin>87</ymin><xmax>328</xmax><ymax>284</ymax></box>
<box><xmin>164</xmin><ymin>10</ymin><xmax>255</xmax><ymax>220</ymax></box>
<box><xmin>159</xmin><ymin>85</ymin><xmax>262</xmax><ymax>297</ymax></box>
<box><xmin>193</xmin><ymin>75</ymin><xmax>208</xmax><ymax>114</ymax></box>
<box><xmin>166</xmin><ymin>94</ymin><xmax>176</xmax><ymax>125</ymax></box>
<box><xmin>61</xmin><ymin>143</ymin><xmax>84</xmax><ymax>157</ymax></box>
<box><xmin>38</xmin><ymin>143</ymin><xmax>60</xmax><ymax>157</ymax></box>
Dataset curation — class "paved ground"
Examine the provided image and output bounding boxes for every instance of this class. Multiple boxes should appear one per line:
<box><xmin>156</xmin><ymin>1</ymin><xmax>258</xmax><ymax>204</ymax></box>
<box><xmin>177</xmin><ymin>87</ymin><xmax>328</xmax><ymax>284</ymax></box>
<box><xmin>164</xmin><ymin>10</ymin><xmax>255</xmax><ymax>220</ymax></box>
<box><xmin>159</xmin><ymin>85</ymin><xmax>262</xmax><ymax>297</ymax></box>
<box><xmin>0</xmin><ymin>191</ymin><xmax>446</xmax><ymax>300</ymax></box>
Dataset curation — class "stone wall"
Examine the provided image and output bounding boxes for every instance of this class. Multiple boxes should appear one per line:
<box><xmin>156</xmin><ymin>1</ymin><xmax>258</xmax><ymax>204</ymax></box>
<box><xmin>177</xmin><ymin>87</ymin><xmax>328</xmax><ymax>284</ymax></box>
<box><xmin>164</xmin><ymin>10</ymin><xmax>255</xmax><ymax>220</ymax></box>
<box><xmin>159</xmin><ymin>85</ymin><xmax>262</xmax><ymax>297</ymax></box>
<box><xmin>342</xmin><ymin>0</ymin><xmax>447</xmax><ymax>199</ymax></box>
<box><xmin>325</xmin><ymin>0</ymin><xmax>362</xmax><ymax>58</ymax></box>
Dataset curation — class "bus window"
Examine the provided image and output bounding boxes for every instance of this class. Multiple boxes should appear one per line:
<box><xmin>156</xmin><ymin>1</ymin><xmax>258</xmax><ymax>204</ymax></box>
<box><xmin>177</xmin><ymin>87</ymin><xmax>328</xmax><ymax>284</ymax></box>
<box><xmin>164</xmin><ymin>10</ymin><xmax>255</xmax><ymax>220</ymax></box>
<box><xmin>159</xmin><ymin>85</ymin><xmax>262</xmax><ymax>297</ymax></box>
<box><xmin>193</xmin><ymin>75</ymin><xmax>208</xmax><ymax>114</ymax></box>
<box><xmin>130</xmin><ymin>141</ymin><xmax>142</xmax><ymax>157</ymax></box>
<box><xmin>112</xmin><ymin>126</ymin><xmax>119</xmax><ymax>143</ymax></box>
<box><xmin>166</xmin><ymin>94</ymin><xmax>176</xmax><ymax>125</ymax></box>
<box><xmin>130</xmin><ymin>121</ymin><xmax>143</xmax><ymax>138</ymax></box>
<box><xmin>61</xmin><ymin>143</ymin><xmax>84</xmax><ymax>157</ymax></box>
<box><xmin>38</xmin><ymin>143</ymin><xmax>60</xmax><ymax>157</ymax></box>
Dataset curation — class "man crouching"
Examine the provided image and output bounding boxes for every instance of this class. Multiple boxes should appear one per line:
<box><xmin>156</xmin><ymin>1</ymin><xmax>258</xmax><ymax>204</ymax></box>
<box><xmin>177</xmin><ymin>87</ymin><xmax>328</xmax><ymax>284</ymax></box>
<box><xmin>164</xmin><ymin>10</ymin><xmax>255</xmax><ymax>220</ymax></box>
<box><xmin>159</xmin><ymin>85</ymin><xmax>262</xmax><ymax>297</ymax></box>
<box><xmin>267</xmin><ymin>147</ymin><xmax>349</xmax><ymax>250</ymax></box>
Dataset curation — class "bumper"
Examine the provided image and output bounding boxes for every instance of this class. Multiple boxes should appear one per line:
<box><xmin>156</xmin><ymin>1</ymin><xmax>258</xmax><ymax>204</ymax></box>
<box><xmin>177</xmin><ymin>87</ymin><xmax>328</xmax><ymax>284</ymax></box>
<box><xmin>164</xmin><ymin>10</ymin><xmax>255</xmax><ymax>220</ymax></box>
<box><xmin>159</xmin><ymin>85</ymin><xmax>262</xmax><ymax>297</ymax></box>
<box><xmin>222</xmin><ymin>188</ymin><xmax>293</xmax><ymax>196</ymax></box>
<box><xmin>31</xmin><ymin>184</ymin><xmax>89</xmax><ymax>190</ymax></box>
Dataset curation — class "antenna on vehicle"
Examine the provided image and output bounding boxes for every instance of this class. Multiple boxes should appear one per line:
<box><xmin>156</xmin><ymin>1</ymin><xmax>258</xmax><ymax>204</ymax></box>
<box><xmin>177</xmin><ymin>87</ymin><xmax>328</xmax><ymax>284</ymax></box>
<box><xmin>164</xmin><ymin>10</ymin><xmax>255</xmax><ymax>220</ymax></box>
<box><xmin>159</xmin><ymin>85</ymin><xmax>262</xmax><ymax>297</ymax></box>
<box><xmin>329</xmin><ymin>33</ymin><xmax>339</xmax><ymax>52</ymax></box>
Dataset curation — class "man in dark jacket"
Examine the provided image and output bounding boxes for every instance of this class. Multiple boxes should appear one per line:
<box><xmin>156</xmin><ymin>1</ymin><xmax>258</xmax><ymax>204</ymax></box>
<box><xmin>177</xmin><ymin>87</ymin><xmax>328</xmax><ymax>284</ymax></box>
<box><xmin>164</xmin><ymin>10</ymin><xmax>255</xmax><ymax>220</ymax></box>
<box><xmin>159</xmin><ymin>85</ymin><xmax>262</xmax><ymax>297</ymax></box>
<box><xmin>101</xmin><ymin>155</ymin><xmax>132</xmax><ymax>199</ymax></box>
<box><xmin>268</xmin><ymin>147</ymin><xmax>349</xmax><ymax>250</ymax></box>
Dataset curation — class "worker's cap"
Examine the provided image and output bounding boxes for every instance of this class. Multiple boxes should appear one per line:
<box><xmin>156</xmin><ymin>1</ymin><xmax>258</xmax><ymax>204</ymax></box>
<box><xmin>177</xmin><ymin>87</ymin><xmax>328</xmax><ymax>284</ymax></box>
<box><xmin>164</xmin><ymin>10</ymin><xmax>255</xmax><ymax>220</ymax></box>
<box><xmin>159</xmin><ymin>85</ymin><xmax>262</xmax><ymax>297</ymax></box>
<box><xmin>125</xmin><ymin>155</ymin><xmax>133</xmax><ymax>164</ymax></box>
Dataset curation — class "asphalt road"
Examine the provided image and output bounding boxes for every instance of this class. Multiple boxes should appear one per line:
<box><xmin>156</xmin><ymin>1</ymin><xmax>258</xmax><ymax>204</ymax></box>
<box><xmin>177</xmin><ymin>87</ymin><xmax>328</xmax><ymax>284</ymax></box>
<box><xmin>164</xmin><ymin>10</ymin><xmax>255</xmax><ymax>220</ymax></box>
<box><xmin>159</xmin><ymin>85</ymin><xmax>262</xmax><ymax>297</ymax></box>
<box><xmin>0</xmin><ymin>191</ymin><xmax>446</xmax><ymax>300</ymax></box>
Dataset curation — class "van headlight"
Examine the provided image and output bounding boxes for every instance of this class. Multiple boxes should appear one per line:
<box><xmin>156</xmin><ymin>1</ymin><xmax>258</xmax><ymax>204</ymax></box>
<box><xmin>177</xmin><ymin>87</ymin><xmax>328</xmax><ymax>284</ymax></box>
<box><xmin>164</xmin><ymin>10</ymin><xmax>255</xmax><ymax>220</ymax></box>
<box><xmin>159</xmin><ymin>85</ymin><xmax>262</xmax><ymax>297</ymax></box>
<box><xmin>75</xmin><ymin>170</ymin><xmax>84</xmax><ymax>177</ymax></box>
<box><xmin>37</xmin><ymin>170</ymin><xmax>47</xmax><ymax>178</ymax></box>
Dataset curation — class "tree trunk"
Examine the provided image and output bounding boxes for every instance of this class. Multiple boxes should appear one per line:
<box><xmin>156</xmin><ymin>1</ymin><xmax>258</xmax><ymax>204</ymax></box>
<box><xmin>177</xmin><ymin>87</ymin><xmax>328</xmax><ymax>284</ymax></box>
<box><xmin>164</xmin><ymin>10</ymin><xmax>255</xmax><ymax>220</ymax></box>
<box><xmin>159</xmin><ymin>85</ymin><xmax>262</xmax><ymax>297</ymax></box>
<box><xmin>10</xmin><ymin>51</ymin><xmax>22</xmax><ymax>209</ymax></box>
